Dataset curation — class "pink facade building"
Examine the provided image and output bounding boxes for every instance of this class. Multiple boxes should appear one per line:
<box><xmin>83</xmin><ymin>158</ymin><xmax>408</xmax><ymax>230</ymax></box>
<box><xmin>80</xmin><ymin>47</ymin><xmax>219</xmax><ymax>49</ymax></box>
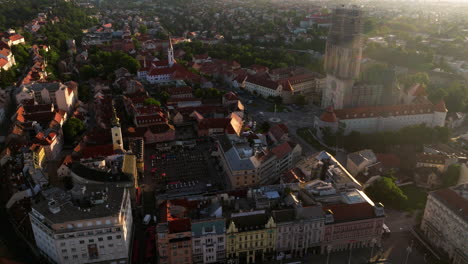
<box><xmin>321</xmin><ymin>202</ymin><xmax>385</xmax><ymax>253</ymax></box>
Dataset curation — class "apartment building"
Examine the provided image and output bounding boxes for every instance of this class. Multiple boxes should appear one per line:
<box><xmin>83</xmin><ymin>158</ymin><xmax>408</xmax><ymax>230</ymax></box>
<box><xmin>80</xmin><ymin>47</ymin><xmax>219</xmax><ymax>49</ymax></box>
<box><xmin>421</xmin><ymin>184</ymin><xmax>468</xmax><ymax>264</ymax></box>
<box><xmin>226</xmin><ymin>211</ymin><xmax>276</xmax><ymax>264</ymax></box>
<box><xmin>273</xmin><ymin>206</ymin><xmax>324</xmax><ymax>258</ymax></box>
<box><xmin>217</xmin><ymin>134</ymin><xmax>301</xmax><ymax>189</ymax></box>
<box><xmin>29</xmin><ymin>185</ymin><xmax>133</xmax><ymax>264</ymax></box>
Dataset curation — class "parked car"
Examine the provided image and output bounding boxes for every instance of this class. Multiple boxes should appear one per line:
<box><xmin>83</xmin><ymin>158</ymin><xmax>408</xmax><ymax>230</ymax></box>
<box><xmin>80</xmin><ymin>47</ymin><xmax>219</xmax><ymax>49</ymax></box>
<box><xmin>143</xmin><ymin>214</ymin><xmax>151</xmax><ymax>225</ymax></box>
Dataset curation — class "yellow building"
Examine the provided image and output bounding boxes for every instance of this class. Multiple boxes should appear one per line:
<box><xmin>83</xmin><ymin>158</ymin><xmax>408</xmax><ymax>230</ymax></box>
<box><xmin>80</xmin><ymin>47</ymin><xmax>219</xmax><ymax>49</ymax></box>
<box><xmin>122</xmin><ymin>154</ymin><xmax>138</xmax><ymax>188</ymax></box>
<box><xmin>31</xmin><ymin>144</ymin><xmax>46</xmax><ymax>169</ymax></box>
<box><xmin>226</xmin><ymin>212</ymin><xmax>276</xmax><ymax>264</ymax></box>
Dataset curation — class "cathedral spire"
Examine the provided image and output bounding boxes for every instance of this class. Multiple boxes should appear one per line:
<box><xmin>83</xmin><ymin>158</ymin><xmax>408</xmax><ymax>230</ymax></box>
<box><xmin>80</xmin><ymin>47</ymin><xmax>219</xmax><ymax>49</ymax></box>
<box><xmin>168</xmin><ymin>36</ymin><xmax>175</xmax><ymax>67</ymax></box>
<box><xmin>111</xmin><ymin>101</ymin><xmax>120</xmax><ymax>127</ymax></box>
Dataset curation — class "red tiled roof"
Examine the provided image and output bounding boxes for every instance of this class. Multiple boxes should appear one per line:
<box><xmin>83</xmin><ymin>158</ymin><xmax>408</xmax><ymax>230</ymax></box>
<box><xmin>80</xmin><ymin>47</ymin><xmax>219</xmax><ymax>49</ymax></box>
<box><xmin>323</xmin><ymin>202</ymin><xmax>377</xmax><ymax>223</ymax></box>
<box><xmin>9</xmin><ymin>34</ymin><xmax>24</xmax><ymax>41</ymax></box>
<box><xmin>80</xmin><ymin>144</ymin><xmax>115</xmax><ymax>159</ymax></box>
<box><xmin>198</xmin><ymin>118</ymin><xmax>230</xmax><ymax>130</ymax></box>
<box><xmin>249</xmin><ymin>64</ymin><xmax>269</xmax><ymax>73</ymax></box>
<box><xmin>0</xmin><ymin>58</ymin><xmax>7</xmax><ymax>67</ymax></box>
<box><xmin>408</xmin><ymin>83</ymin><xmax>428</xmax><ymax>97</ymax></box>
<box><xmin>434</xmin><ymin>100</ymin><xmax>448</xmax><ymax>112</ymax></box>
<box><xmin>168</xmin><ymin>218</ymin><xmax>191</xmax><ymax>233</ymax></box>
<box><xmin>375</xmin><ymin>153</ymin><xmax>401</xmax><ymax>168</ymax></box>
<box><xmin>149</xmin><ymin>67</ymin><xmax>174</xmax><ymax>76</ymax></box>
<box><xmin>269</xmin><ymin>123</ymin><xmax>289</xmax><ymax>141</ymax></box>
<box><xmin>416</xmin><ymin>153</ymin><xmax>446</xmax><ymax>164</ymax></box>
<box><xmin>245</xmin><ymin>75</ymin><xmax>280</xmax><ymax>90</ymax></box>
<box><xmin>0</xmin><ymin>48</ymin><xmax>10</xmax><ymax>57</ymax></box>
<box><xmin>431</xmin><ymin>187</ymin><xmax>468</xmax><ymax>221</ymax></box>
<box><xmin>224</xmin><ymin>91</ymin><xmax>239</xmax><ymax>101</ymax></box>
<box><xmin>193</xmin><ymin>54</ymin><xmax>209</xmax><ymax>60</ymax></box>
<box><xmin>271</xmin><ymin>141</ymin><xmax>294</xmax><ymax>159</ymax></box>
<box><xmin>320</xmin><ymin>106</ymin><xmax>338</xmax><ymax>122</ymax></box>
<box><xmin>168</xmin><ymin>86</ymin><xmax>192</xmax><ymax>95</ymax></box>
<box><xmin>136</xmin><ymin>114</ymin><xmax>166</xmax><ymax>125</ymax></box>
<box><xmin>334</xmin><ymin>103</ymin><xmax>435</xmax><ymax>120</ymax></box>
<box><xmin>285</xmin><ymin>73</ymin><xmax>319</xmax><ymax>85</ymax></box>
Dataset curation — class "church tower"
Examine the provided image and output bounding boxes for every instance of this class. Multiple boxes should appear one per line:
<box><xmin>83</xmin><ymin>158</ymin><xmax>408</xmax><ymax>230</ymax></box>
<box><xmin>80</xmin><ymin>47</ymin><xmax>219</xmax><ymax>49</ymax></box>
<box><xmin>322</xmin><ymin>6</ymin><xmax>363</xmax><ymax>109</ymax></box>
<box><xmin>168</xmin><ymin>37</ymin><xmax>175</xmax><ymax>67</ymax></box>
<box><xmin>111</xmin><ymin>102</ymin><xmax>124</xmax><ymax>151</ymax></box>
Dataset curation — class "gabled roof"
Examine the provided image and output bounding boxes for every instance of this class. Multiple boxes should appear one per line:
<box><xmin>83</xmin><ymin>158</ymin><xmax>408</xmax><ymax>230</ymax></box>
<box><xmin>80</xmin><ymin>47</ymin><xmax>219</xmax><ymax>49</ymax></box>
<box><xmin>408</xmin><ymin>83</ymin><xmax>428</xmax><ymax>97</ymax></box>
<box><xmin>434</xmin><ymin>100</ymin><xmax>448</xmax><ymax>113</ymax></box>
<box><xmin>269</xmin><ymin>123</ymin><xmax>289</xmax><ymax>141</ymax></box>
<box><xmin>224</xmin><ymin>91</ymin><xmax>239</xmax><ymax>101</ymax></box>
<box><xmin>245</xmin><ymin>75</ymin><xmax>280</xmax><ymax>90</ymax></box>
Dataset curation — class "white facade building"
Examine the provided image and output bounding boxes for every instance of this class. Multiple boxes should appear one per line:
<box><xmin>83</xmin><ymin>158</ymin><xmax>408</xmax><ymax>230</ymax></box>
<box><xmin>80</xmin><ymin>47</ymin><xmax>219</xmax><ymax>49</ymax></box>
<box><xmin>15</xmin><ymin>82</ymin><xmax>78</xmax><ymax>113</ymax></box>
<box><xmin>29</xmin><ymin>185</ymin><xmax>133</xmax><ymax>264</ymax></box>
<box><xmin>315</xmin><ymin>101</ymin><xmax>448</xmax><ymax>137</ymax></box>
<box><xmin>421</xmin><ymin>184</ymin><xmax>468</xmax><ymax>264</ymax></box>
<box><xmin>243</xmin><ymin>75</ymin><xmax>283</xmax><ymax>98</ymax></box>
<box><xmin>192</xmin><ymin>218</ymin><xmax>226</xmax><ymax>264</ymax></box>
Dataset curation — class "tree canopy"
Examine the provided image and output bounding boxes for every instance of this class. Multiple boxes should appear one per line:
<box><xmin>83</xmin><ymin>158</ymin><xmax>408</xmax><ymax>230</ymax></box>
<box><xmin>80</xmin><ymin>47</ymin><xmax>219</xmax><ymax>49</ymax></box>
<box><xmin>442</xmin><ymin>164</ymin><xmax>461</xmax><ymax>188</ymax></box>
<box><xmin>337</xmin><ymin>124</ymin><xmax>450</xmax><ymax>153</ymax></box>
<box><xmin>365</xmin><ymin>176</ymin><xmax>408</xmax><ymax>209</ymax></box>
<box><xmin>86</xmin><ymin>49</ymin><xmax>140</xmax><ymax>79</ymax></box>
<box><xmin>62</xmin><ymin>117</ymin><xmax>85</xmax><ymax>144</ymax></box>
<box><xmin>143</xmin><ymin>98</ymin><xmax>161</xmax><ymax>106</ymax></box>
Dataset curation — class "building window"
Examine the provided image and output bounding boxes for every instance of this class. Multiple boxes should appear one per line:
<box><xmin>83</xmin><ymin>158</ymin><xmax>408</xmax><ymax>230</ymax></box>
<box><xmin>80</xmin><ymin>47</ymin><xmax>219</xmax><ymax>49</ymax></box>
<box><xmin>79</xmin><ymin>240</ymin><xmax>84</xmax><ymax>244</ymax></box>
<box><xmin>116</xmin><ymin>235</ymin><xmax>121</xmax><ymax>239</ymax></box>
<box><xmin>98</xmin><ymin>237</ymin><xmax>103</xmax><ymax>241</ymax></box>
<box><xmin>107</xmin><ymin>236</ymin><xmax>113</xmax><ymax>240</ymax></box>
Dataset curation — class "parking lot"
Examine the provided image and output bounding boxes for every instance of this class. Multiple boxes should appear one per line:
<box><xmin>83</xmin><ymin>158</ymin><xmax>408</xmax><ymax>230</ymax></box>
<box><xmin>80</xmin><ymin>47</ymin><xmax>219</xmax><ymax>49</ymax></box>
<box><xmin>142</xmin><ymin>140</ymin><xmax>226</xmax><ymax>197</ymax></box>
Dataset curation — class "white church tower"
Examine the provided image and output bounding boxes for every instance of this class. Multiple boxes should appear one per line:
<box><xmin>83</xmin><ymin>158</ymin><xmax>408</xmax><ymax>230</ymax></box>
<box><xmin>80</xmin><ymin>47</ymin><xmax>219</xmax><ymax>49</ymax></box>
<box><xmin>111</xmin><ymin>102</ymin><xmax>124</xmax><ymax>152</ymax></box>
<box><xmin>168</xmin><ymin>37</ymin><xmax>175</xmax><ymax>67</ymax></box>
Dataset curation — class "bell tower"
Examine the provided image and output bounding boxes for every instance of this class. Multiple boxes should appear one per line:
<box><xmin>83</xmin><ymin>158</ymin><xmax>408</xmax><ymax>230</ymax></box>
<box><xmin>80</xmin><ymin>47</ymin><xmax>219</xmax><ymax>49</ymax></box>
<box><xmin>111</xmin><ymin>101</ymin><xmax>124</xmax><ymax>151</ymax></box>
<box><xmin>322</xmin><ymin>6</ymin><xmax>363</xmax><ymax>109</ymax></box>
<box><xmin>168</xmin><ymin>37</ymin><xmax>175</xmax><ymax>67</ymax></box>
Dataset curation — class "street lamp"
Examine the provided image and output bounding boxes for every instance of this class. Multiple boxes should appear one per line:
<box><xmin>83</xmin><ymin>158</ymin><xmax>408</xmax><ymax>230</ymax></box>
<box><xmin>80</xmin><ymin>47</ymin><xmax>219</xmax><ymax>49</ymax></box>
<box><xmin>369</xmin><ymin>238</ymin><xmax>377</xmax><ymax>263</ymax></box>
<box><xmin>326</xmin><ymin>245</ymin><xmax>332</xmax><ymax>264</ymax></box>
<box><xmin>347</xmin><ymin>240</ymin><xmax>356</xmax><ymax>264</ymax></box>
<box><xmin>403</xmin><ymin>240</ymin><xmax>414</xmax><ymax>264</ymax></box>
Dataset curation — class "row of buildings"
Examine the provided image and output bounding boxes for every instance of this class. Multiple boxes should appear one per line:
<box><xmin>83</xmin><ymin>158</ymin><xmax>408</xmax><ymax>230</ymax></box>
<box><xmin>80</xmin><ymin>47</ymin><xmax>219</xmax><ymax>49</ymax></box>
<box><xmin>154</xmin><ymin>153</ymin><xmax>386</xmax><ymax>264</ymax></box>
<box><xmin>0</xmin><ymin>29</ymin><xmax>25</xmax><ymax>71</ymax></box>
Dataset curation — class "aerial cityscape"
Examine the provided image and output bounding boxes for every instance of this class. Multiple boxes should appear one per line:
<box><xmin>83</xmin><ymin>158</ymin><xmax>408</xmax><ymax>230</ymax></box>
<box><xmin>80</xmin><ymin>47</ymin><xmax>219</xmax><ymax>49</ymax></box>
<box><xmin>0</xmin><ymin>0</ymin><xmax>467</xmax><ymax>264</ymax></box>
